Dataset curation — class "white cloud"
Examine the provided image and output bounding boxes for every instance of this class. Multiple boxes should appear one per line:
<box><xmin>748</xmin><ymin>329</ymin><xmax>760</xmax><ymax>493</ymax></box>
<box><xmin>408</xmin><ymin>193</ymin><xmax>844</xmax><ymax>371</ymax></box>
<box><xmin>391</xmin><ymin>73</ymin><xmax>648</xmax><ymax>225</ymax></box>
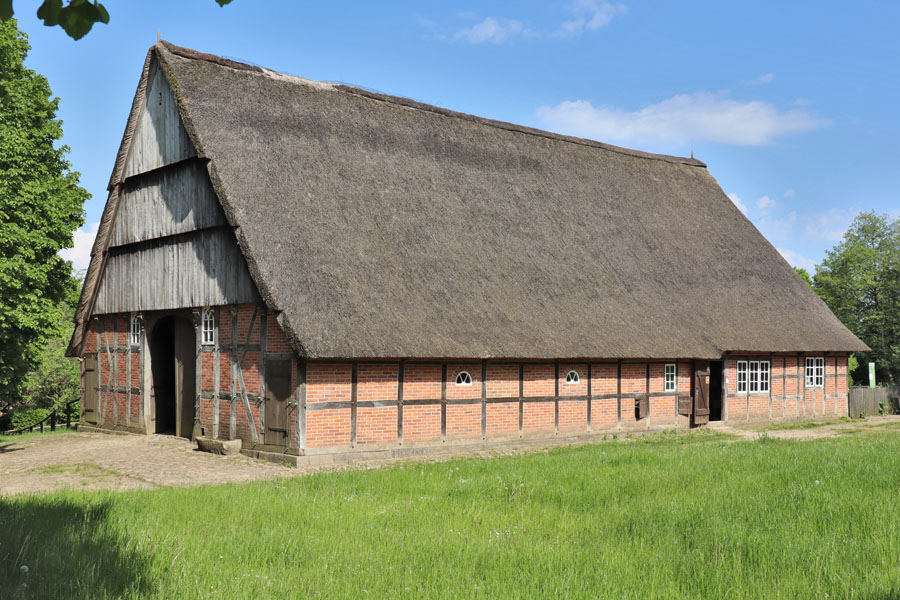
<box><xmin>783</xmin><ymin>188</ymin><xmax>796</xmax><ymax>198</ymax></box>
<box><xmin>757</xmin><ymin>195</ymin><xmax>776</xmax><ymax>210</ymax></box>
<box><xmin>59</xmin><ymin>221</ymin><xmax>98</xmax><ymax>271</ymax></box>
<box><xmin>449</xmin><ymin>1</ymin><xmax>625</xmax><ymax>44</ymax></box>
<box><xmin>555</xmin><ymin>1</ymin><xmax>627</xmax><ymax>37</ymax></box>
<box><xmin>535</xmin><ymin>91</ymin><xmax>828</xmax><ymax>147</ymax></box>
<box><xmin>744</xmin><ymin>72</ymin><xmax>775</xmax><ymax>86</ymax></box>
<box><xmin>777</xmin><ymin>248</ymin><xmax>816</xmax><ymax>272</ymax></box>
<box><xmin>727</xmin><ymin>193</ymin><xmax>749</xmax><ymax>215</ymax></box>
<box><xmin>452</xmin><ymin>17</ymin><xmax>530</xmax><ymax>44</ymax></box>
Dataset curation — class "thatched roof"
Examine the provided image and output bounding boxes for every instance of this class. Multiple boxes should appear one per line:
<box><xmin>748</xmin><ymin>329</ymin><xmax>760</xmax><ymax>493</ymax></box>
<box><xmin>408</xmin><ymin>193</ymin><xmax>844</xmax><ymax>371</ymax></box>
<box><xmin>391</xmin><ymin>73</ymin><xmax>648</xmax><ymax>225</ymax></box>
<box><xmin>69</xmin><ymin>42</ymin><xmax>868</xmax><ymax>359</ymax></box>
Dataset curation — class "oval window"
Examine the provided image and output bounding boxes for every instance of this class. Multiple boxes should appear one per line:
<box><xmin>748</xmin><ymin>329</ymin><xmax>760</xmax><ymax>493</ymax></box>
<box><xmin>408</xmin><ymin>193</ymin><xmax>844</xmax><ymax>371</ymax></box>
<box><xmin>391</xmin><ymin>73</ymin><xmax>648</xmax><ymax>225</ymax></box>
<box><xmin>455</xmin><ymin>371</ymin><xmax>473</xmax><ymax>386</ymax></box>
<box><xmin>565</xmin><ymin>370</ymin><xmax>580</xmax><ymax>384</ymax></box>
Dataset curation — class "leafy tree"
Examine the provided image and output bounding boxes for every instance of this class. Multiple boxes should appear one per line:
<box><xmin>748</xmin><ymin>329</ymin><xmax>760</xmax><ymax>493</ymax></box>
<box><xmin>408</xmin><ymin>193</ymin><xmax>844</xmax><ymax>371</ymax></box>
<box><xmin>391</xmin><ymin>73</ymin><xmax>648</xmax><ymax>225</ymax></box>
<box><xmin>0</xmin><ymin>18</ymin><xmax>86</xmax><ymax>406</ymax></box>
<box><xmin>814</xmin><ymin>212</ymin><xmax>900</xmax><ymax>385</ymax></box>
<box><xmin>794</xmin><ymin>267</ymin><xmax>813</xmax><ymax>287</ymax></box>
<box><xmin>0</xmin><ymin>0</ymin><xmax>233</xmax><ymax>41</ymax></box>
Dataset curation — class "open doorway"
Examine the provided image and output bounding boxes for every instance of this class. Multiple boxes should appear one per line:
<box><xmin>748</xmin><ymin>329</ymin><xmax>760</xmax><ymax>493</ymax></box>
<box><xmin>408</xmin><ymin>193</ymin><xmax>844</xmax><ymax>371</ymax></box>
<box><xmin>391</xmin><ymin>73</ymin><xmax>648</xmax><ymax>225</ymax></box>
<box><xmin>709</xmin><ymin>360</ymin><xmax>723</xmax><ymax>421</ymax></box>
<box><xmin>149</xmin><ymin>315</ymin><xmax>195</xmax><ymax>438</ymax></box>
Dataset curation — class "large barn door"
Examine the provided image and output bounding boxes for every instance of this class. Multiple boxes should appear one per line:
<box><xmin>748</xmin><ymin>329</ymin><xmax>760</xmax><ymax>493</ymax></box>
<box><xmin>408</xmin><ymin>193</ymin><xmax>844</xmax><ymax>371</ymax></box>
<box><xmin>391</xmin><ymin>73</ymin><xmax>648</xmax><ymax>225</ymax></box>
<box><xmin>264</xmin><ymin>359</ymin><xmax>291</xmax><ymax>445</ymax></box>
<box><xmin>174</xmin><ymin>317</ymin><xmax>196</xmax><ymax>439</ymax></box>
<box><xmin>693</xmin><ymin>361</ymin><xmax>710</xmax><ymax>425</ymax></box>
<box><xmin>83</xmin><ymin>356</ymin><xmax>99</xmax><ymax>425</ymax></box>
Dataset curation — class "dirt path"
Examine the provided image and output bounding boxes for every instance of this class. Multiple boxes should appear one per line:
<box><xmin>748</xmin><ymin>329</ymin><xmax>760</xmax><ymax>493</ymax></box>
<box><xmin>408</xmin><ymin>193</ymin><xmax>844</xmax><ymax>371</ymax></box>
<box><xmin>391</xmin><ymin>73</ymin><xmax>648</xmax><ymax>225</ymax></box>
<box><xmin>0</xmin><ymin>431</ymin><xmax>294</xmax><ymax>496</ymax></box>
<box><xmin>709</xmin><ymin>415</ymin><xmax>900</xmax><ymax>440</ymax></box>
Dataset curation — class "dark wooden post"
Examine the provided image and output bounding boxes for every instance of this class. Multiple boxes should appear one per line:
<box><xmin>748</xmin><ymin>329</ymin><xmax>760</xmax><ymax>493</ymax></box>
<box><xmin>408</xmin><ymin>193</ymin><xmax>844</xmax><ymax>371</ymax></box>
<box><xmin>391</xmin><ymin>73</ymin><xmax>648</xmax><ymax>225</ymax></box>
<box><xmin>50</xmin><ymin>410</ymin><xmax>57</xmax><ymax>432</ymax></box>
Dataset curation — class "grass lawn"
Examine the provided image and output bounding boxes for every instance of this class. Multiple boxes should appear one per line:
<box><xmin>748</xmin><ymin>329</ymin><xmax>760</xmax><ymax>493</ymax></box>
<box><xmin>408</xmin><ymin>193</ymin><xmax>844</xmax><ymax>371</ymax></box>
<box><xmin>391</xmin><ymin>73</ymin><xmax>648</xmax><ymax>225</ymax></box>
<box><xmin>2</xmin><ymin>430</ymin><xmax>899</xmax><ymax>599</ymax></box>
<box><xmin>745</xmin><ymin>417</ymin><xmax>855</xmax><ymax>432</ymax></box>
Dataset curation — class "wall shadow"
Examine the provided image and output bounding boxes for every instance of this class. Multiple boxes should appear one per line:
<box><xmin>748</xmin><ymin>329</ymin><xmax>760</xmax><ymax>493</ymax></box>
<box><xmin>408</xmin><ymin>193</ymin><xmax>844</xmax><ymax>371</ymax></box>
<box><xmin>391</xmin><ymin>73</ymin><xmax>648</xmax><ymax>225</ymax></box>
<box><xmin>0</xmin><ymin>497</ymin><xmax>154</xmax><ymax>599</ymax></box>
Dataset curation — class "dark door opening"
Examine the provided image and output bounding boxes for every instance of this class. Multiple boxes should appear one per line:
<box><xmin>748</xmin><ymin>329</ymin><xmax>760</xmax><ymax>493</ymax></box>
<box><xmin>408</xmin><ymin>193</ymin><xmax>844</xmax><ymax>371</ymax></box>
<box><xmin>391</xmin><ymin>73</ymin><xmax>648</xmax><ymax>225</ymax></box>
<box><xmin>149</xmin><ymin>315</ymin><xmax>196</xmax><ymax>438</ymax></box>
<box><xmin>150</xmin><ymin>317</ymin><xmax>177</xmax><ymax>434</ymax></box>
<box><xmin>709</xmin><ymin>360</ymin><xmax>723</xmax><ymax>421</ymax></box>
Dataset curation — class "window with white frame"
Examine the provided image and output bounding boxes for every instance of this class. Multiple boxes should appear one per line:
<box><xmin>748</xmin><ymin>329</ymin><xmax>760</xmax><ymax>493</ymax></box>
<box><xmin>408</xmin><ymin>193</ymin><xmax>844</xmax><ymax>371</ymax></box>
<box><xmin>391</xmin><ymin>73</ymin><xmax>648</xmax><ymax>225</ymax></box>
<box><xmin>565</xmin><ymin>370</ymin><xmax>580</xmax><ymax>384</ymax></box>
<box><xmin>664</xmin><ymin>364</ymin><xmax>676</xmax><ymax>392</ymax></box>
<box><xmin>748</xmin><ymin>360</ymin><xmax>770</xmax><ymax>393</ymax></box>
<box><xmin>129</xmin><ymin>314</ymin><xmax>142</xmax><ymax>346</ymax></box>
<box><xmin>455</xmin><ymin>371</ymin><xmax>472</xmax><ymax>386</ymax></box>
<box><xmin>805</xmin><ymin>357</ymin><xmax>824</xmax><ymax>387</ymax></box>
<box><xmin>736</xmin><ymin>361</ymin><xmax>748</xmax><ymax>393</ymax></box>
<box><xmin>201</xmin><ymin>309</ymin><xmax>215</xmax><ymax>345</ymax></box>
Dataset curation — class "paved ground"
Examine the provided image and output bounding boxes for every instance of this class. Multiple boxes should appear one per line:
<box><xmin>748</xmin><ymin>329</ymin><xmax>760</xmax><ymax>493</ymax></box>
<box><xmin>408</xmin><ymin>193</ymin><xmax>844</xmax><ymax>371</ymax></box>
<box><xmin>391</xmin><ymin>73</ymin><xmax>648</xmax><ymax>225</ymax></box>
<box><xmin>0</xmin><ymin>431</ymin><xmax>294</xmax><ymax>496</ymax></box>
<box><xmin>2</xmin><ymin>417</ymin><xmax>898</xmax><ymax>496</ymax></box>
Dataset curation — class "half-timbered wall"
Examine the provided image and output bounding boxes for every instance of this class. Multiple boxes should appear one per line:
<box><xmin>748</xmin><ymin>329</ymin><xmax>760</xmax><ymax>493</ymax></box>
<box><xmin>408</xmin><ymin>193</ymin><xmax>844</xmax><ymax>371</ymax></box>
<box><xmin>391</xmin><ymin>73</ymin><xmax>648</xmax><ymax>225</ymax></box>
<box><xmin>83</xmin><ymin>304</ymin><xmax>853</xmax><ymax>453</ymax></box>
<box><xmin>724</xmin><ymin>355</ymin><xmax>849</xmax><ymax>421</ymax></box>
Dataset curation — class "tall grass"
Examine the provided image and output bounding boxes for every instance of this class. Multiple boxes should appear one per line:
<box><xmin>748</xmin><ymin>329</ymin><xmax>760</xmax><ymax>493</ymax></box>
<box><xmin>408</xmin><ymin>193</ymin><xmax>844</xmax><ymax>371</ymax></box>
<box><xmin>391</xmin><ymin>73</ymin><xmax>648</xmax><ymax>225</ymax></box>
<box><xmin>2</xmin><ymin>431</ymin><xmax>899</xmax><ymax>598</ymax></box>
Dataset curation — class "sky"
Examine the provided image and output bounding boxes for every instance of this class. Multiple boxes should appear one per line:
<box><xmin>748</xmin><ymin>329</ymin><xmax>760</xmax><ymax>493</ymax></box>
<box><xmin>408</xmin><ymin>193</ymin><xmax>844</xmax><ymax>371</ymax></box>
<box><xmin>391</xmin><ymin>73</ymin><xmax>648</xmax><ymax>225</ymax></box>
<box><xmin>12</xmin><ymin>1</ymin><xmax>899</xmax><ymax>273</ymax></box>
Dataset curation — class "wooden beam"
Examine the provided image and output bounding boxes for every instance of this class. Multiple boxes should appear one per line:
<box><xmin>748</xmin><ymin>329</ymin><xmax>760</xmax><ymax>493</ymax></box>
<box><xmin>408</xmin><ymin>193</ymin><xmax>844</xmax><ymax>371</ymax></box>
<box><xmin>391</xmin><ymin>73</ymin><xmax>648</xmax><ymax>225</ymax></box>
<box><xmin>126</xmin><ymin>315</ymin><xmax>132</xmax><ymax>427</ymax></box>
<box><xmin>229</xmin><ymin>305</ymin><xmax>237</xmax><ymax>440</ymax></box>
<box><xmin>350</xmin><ymin>362</ymin><xmax>358</xmax><ymax>447</ymax></box>
<box><xmin>297</xmin><ymin>360</ymin><xmax>306</xmax><ymax>450</ymax></box>
<box><xmin>617</xmin><ymin>360</ymin><xmax>622</xmax><ymax>427</ymax></box>
<box><xmin>586</xmin><ymin>363</ymin><xmax>592</xmax><ymax>432</ymax></box>
<box><xmin>518</xmin><ymin>363</ymin><xmax>524</xmax><ymax>438</ymax></box>
<box><xmin>192</xmin><ymin>309</ymin><xmax>202</xmax><ymax>439</ymax></box>
<box><xmin>481</xmin><ymin>360</ymin><xmax>487</xmax><ymax>440</ymax></box>
<box><xmin>212</xmin><ymin>307</ymin><xmax>220</xmax><ymax>438</ymax></box>
<box><xmin>138</xmin><ymin>313</ymin><xmax>145</xmax><ymax>426</ymax></box>
<box><xmin>111</xmin><ymin>317</ymin><xmax>118</xmax><ymax>424</ymax></box>
<box><xmin>440</xmin><ymin>363</ymin><xmax>447</xmax><ymax>443</ymax></box>
<box><xmin>554</xmin><ymin>361</ymin><xmax>559</xmax><ymax>435</ymax></box>
<box><xmin>96</xmin><ymin>318</ymin><xmax>102</xmax><ymax>425</ymax></box>
<box><xmin>259</xmin><ymin>308</ymin><xmax>267</xmax><ymax>441</ymax></box>
<box><xmin>397</xmin><ymin>361</ymin><xmax>404</xmax><ymax>445</ymax></box>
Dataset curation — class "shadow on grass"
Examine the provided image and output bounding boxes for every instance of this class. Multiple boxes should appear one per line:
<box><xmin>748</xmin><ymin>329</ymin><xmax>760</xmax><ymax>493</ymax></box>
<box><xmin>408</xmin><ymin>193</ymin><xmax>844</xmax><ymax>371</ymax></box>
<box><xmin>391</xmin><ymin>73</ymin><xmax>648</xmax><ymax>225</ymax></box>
<box><xmin>0</xmin><ymin>496</ymin><xmax>153</xmax><ymax>599</ymax></box>
<box><xmin>0</xmin><ymin>442</ymin><xmax>23</xmax><ymax>453</ymax></box>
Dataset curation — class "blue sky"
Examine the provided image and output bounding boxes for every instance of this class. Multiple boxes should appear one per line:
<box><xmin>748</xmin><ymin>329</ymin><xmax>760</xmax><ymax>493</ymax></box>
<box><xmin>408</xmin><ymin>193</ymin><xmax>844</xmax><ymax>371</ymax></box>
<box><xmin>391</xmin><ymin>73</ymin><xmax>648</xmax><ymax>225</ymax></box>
<box><xmin>13</xmin><ymin>1</ymin><xmax>899</xmax><ymax>272</ymax></box>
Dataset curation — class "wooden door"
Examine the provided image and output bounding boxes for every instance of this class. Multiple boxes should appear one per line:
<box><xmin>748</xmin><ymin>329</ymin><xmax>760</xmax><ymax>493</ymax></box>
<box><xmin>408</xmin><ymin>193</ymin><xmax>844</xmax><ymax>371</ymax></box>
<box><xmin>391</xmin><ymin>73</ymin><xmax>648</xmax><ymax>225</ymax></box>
<box><xmin>693</xmin><ymin>361</ymin><xmax>710</xmax><ymax>425</ymax></box>
<box><xmin>83</xmin><ymin>356</ymin><xmax>99</xmax><ymax>424</ymax></box>
<box><xmin>264</xmin><ymin>359</ymin><xmax>292</xmax><ymax>445</ymax></box>
<box><xmin>174</xmin><ymin>318</ymin><xmax>196</xmax><ymax>439</ymax></box>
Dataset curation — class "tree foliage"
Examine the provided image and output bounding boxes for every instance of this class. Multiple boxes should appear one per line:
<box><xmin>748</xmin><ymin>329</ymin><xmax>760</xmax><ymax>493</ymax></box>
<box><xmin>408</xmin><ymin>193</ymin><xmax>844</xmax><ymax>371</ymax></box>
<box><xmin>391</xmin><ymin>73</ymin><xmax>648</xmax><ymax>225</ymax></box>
<box><xmin>794</xmin><ymin>267</ymin><xmax>813</xmax><ymax>287</ymax></box>
<box><xmin>0</xmin><ymin>19</ymin><xmax>86</xmax><ymax>406</ymax></box>
<box><xmin>0</xmin><ymin>0</ymin><xmax>233</xmax><ymax>40</ymax></box>
<box><xmin>814</xmin><ymin>212</ymin><xmax>900</xmax><ymax>385</ymax></box>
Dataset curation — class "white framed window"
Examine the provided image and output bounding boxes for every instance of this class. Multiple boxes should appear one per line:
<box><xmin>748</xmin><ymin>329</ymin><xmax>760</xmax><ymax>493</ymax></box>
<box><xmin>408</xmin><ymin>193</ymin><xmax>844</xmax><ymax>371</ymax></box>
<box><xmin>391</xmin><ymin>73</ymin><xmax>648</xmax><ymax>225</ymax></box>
<box><xmin>565</xmin><ymin>370</ymin><xmax>580</xmax><ymax>384</ymax></box>
<box><xmin>737</xmin><ymin>361</ymin><xmax>748</xmax><ymax>393</ymax></box>
<box><xmin>805</xmin><ymin>357</ymin><xmax>824</xmax><ymax>387</ymax></box>
<box><xmin>455</xmin><ymin>371</ymin><xmax>472</xmax><ymax>386</ymax></box>
<box><xmin>748</xmin><ymin>360</ymin><xmax>770</xmax><ymax>393</ymax></box>
<box><xmin>664</xmin><ymin>364</ymin><xmax>676</xmax><ymax>392</ymax></box>
<box><xmin>201</xmin><ymin>308</ymin><xmax>215</xmax><ymax>345</ymax></box>
<box><xmin>129</xmin><ymin>314</ymin><xmax>142</xmax><ymax>346</ymax></box>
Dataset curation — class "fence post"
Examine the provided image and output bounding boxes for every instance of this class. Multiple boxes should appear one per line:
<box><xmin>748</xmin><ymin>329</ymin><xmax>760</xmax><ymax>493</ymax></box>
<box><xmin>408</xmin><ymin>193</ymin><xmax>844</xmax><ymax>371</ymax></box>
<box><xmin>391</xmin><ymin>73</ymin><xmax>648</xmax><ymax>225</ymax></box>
<box><xmin>66</xmin><ymin>403</ymin><xmax>71</xmax><ymax>428</ymax></box>
<box><xmin>51</xmin><ymin>411</ymin><xmax>56</xmax><ymax>432</ymax></box>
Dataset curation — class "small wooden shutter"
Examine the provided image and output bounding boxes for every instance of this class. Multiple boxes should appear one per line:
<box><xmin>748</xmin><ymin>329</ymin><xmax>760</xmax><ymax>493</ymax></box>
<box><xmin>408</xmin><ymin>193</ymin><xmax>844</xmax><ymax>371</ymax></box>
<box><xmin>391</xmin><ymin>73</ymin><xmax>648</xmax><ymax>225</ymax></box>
<box><xmin>636</xmin><ymin>394</ymin><xmax>649</xmax><ymax>420</ymax></box>
<box><xmin>677</xmin><ymin>393</ymin><xmax>693</xmax><ymax>416</ymax></box>
<box><xmin>264</xmin><ymin>359</ymin><xmax>291</xmax><ymax>445</ymax></box>
<box><xmin>83</xmin><ymin>356</ymin><xmax>99</xmax><ymax>424</ymax></box>
<box><xmin>693</xmin><ymin>361</ymin><xmax>710</xmax><ymax>425</ymax></box>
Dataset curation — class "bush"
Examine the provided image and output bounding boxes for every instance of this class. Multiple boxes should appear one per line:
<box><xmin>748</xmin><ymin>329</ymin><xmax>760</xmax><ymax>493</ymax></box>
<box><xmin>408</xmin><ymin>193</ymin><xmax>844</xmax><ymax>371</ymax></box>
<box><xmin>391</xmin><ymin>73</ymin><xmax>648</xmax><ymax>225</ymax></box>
<box><xmin>8</xmin><ymin>407</ymin><xmax>51</xmax><ymax>431</ymax></box>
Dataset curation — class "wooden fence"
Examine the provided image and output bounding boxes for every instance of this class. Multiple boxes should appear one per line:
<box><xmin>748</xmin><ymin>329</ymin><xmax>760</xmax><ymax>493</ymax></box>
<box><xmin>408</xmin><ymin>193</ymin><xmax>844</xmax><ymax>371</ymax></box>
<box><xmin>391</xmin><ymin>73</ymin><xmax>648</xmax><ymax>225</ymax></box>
<box><xmin>848</xmin><ymin>386</ymin><xmax>900</xmax><ymax>417</ymax></box>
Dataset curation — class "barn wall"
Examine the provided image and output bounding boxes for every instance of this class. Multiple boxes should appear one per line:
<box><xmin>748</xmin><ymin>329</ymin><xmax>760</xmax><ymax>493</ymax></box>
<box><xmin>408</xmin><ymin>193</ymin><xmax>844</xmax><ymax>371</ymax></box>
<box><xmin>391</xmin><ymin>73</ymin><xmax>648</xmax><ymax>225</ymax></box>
<box><xmin>83</xmin><ymin>315</ymin><xmax>145</xmax><ymax>433</ymax></box>
<box><xmin>123</xmin><ymin>59</ymin><xmax>195</xmax><ymax>178</ymax></box>
<box><xmin>724</xmin><ymin>354</ymin><xmax>848</xmax><ymax>421</ymax></box>
<box><xmin>111</xmin><ymin>160</ymin><xmax>225</xmax><ymax>247</ymax></box>
<box><xmin>81</xmin><ymin>308</ymin><xmax>852</xmax><ymax>453</ymax></box>
<box><xmin>94</xmin><ymin>228</ymin><xmax>259</xmax><ymax>314</ymax></box>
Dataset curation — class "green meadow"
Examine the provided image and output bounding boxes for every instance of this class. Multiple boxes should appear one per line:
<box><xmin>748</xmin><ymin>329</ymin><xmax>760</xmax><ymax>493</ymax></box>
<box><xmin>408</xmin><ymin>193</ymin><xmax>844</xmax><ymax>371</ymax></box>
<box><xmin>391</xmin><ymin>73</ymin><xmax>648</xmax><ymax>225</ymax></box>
<box><xmin>2</xmin><ymin>430</ymin><xmax>899</xmax><ymax>599</ymax></box>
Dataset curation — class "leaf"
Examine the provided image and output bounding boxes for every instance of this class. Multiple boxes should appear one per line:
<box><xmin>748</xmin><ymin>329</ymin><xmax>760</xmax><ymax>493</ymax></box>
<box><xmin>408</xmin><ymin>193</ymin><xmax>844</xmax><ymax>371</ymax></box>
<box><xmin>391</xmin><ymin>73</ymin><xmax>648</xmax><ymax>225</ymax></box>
<box><xmin>59</xmin><ymin>0</ymin><xmax>106</xmax><ymax>40</ymax></box>
<box><xmin>37</xmin><ymin>0</ymin><xmax>64</xmax><ymax>26</ymax></box>
<box><xmin>216</xmin><ymin>0</ymin><xmax>233</xmax><ymax>5</ymax></box>
<box><xmin>0</xmin><ymin>0</ymin><xmax>13</xmax><ymax>21</ymax></box>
